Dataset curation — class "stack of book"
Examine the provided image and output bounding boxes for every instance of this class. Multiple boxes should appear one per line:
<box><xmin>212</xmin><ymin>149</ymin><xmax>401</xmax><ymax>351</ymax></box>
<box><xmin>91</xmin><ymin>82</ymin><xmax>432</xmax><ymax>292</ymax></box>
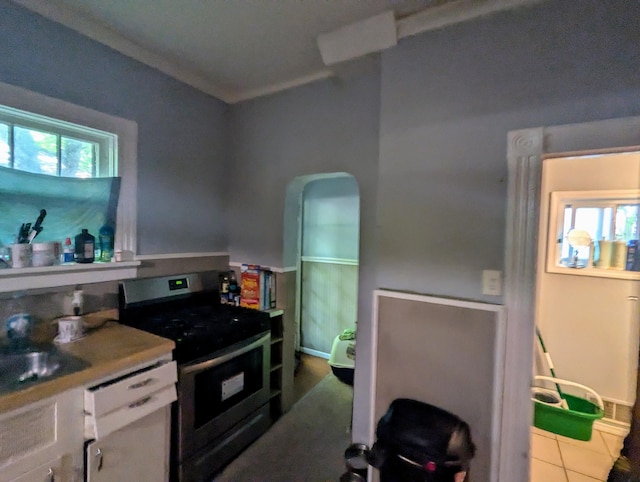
<box><xmin>240</xmin><ymin>264</ymin><xmax>276</xmax><ymax>310</ymax></box>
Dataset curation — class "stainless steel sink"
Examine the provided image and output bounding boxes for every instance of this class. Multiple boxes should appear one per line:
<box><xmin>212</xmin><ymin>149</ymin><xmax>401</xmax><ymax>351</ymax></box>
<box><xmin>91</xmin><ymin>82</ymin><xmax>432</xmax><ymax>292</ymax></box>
<box><xmin>0</xmin><ymin>345</ymin><xmax>89</xmax><ymax>394</ymax></box>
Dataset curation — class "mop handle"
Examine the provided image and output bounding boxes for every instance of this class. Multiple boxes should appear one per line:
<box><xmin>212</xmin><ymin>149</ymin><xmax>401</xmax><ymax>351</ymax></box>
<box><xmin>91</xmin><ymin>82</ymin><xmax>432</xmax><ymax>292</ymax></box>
<box><xmin>535</xmin><ymin>327</ymin><xmax>565</xmax><ymax>400</ymax></box>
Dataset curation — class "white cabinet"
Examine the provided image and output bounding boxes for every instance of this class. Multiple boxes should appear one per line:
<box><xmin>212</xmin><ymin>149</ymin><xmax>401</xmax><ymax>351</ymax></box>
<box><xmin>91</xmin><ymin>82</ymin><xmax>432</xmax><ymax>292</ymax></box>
<box><xmin>85</xmin><ymin>408</ymin><xmax>171</xmax><ymax>482</ymax></box>
<box><xmin>12</xmin><ymin>457</ymin><xmax>61</xmax><ymax>482</ymax></box>
<box><xmin>0</xmin><ymin>389</ymin><xmax>84</xmax><ymax>482</ymax></box>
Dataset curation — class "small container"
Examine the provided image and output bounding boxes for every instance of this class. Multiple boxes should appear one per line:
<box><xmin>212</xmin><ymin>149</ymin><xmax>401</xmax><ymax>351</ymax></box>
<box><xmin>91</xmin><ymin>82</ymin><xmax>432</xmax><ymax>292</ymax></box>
<box><xmin>75</xmin><ymin>229</ymin><xmax>95</xmax><ymax>264</ymax></box>
<box><xmin>10</xmin><ymin>243</ymin><xmax>32</xmax><ymax>268</ymax></box>
<box><xmin>31</xmin><ymin>242</ymin><xmax>56</xmax><ymax>267</ymax></box>
<box><xmin>62</xmin><ymin>237</ymin><xmax>74</xmax><ymax>263</ymax></box>
<box><xmin>55</xmin><ymin>316</ymin><xmax>85</xmax><ymax>343</ymax></box>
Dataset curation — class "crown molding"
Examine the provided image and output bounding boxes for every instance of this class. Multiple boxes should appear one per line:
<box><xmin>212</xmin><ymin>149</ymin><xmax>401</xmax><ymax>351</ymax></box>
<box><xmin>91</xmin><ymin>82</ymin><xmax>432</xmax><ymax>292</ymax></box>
<box><xmin>12</xmin><ymin>0</ymin><xmax>542</xmax><ymax>104</ymax></box>
<box><xmin>11</xmin><ymin>0</ymin><xmax>234</xmax><ymax>102</ymax></box>
<box><xmin>227</xmin><ymin>70</ymin><xmax>334</xmax><ymax>104</ymax></box>
<box><xmin>396</xmin><ymin>0</ymin><xmax>542</xmax><ymax>39</ymax></box>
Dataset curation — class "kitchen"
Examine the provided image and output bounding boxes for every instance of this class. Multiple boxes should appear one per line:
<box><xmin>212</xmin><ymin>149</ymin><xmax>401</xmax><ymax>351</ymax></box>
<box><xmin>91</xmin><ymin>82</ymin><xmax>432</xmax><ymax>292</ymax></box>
<box><xmin>1</xmin><ymin>1</ymin><xmax>640</xmax><ymax>481</ymax></box>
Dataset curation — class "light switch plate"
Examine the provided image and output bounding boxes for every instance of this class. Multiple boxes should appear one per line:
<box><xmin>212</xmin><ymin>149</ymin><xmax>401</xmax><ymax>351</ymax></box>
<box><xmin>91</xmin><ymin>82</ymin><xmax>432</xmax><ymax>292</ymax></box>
<box><xmin>482</xmin><ymin>270</ymin><xmax>502</xmax><ymax>296</ymax></box>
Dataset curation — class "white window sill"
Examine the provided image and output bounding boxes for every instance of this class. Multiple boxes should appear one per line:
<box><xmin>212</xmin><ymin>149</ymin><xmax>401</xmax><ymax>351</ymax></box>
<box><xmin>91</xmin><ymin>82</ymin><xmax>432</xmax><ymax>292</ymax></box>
<box><xmin>547</xmin><ymin>265</ymin><xmax>640</xmax><ymax>281</ymax></box>
<box><xmin>0</xmin><ymin>261</ymin><xmax>141</xmax><ymax>293</ymax></box>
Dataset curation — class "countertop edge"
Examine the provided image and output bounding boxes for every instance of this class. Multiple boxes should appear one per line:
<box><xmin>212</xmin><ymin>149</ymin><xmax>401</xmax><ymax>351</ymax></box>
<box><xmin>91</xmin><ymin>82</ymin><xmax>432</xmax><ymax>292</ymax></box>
<box><xmin>0</xmin><ymin>324</ymin><xmax>175</xmax><ymax>415</ymax></box>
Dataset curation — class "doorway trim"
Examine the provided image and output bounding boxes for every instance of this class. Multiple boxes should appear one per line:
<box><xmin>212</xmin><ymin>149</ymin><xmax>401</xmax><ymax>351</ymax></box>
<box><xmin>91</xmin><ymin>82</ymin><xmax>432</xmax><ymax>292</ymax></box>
<box><xmin>502</xmin><ymin>115</ymin><xmax>640</xmax><ymax>481</ymax></box>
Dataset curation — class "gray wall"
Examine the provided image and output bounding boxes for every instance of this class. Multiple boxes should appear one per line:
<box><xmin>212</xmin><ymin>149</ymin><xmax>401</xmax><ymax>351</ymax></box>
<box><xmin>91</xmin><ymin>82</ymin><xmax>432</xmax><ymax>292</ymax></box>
<box><xmin>0</xmin><ymin>0</ymin><xmax>229</xmax><ymax>255</ymax></box>
<box><xmin>228</xmin><ymin>74</ymin><xmax>380</xmax><ymax>269</ymax></box>
<box><xmin>378</xmin><ymin>0</ymin><xmax>640</xmax><ymax>302</ymax></box>
<box><xmin>229</xmin><ymin>73</ymin><xmax>381</xmax><ymax>441</ymax></box>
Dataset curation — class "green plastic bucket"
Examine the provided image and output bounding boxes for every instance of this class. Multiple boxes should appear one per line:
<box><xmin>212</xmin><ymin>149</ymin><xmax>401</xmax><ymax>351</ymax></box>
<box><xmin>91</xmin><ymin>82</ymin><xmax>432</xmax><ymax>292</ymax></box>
<box><xmin>533</xmin><ymin>393</ymin><xmax>604</xmax><ymax>441</ymax></box>
<box><xmin>532</xmin><ymin>376</ymin><xmax>605</xmax><ymax>441</ymax></box>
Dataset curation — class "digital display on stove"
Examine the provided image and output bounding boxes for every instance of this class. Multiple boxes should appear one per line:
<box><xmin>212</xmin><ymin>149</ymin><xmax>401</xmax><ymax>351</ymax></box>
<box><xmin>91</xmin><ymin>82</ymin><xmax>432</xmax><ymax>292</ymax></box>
<box><xmin>169</xmin><ymin>278</ymin><xmax>188</xmax><ymax>290</ymax></box>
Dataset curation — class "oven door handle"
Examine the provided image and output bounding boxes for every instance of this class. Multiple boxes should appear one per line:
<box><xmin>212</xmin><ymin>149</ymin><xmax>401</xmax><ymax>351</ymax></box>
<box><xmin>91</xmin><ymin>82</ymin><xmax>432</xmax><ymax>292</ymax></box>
<box><xmin>180</xmin><ymin>332</ymin><xmax>270</xmax><ymax>375</ymax></box>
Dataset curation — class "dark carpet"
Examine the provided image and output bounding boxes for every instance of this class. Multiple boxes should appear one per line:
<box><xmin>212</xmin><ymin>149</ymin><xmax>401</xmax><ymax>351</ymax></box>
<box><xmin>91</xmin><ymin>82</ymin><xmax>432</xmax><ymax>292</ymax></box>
<box><xmin>214</xmin><ymin>373</ymin><xmax>353</xmax><ymax>482</ymax></box>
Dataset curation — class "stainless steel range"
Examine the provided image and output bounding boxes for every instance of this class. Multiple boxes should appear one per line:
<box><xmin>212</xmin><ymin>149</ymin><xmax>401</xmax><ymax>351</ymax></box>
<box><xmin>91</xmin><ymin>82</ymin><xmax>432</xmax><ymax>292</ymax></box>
<box><xmin>119</xmin><ymin>272</ymin><xmax>272</xmax><ymax>482</ymax></box>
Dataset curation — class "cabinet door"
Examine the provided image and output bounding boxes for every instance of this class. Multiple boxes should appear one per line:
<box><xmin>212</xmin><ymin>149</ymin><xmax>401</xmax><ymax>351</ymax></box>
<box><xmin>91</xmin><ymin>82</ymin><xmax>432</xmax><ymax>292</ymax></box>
<box><xmin>86</xmin><ymin>407</ymin><xmax>170</xmax><ymax>482</ymax></box>
<box><xmin>12</xmin><ymin>456</ymin><xmax>62</xmax><ymax>482</ymax></box>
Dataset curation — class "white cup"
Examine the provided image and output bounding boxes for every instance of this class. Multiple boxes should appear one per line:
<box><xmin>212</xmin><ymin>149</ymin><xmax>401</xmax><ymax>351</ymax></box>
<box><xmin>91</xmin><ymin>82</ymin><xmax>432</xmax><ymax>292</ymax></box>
<box><xmin>11</xmin><ymin>244</ymin><xmax>32</xmax><ymax>268</ymax></box>
<box><xmin>57</xmin><ymin>316</ymin><xmax>84</xmax><ymax>343</ymax></box>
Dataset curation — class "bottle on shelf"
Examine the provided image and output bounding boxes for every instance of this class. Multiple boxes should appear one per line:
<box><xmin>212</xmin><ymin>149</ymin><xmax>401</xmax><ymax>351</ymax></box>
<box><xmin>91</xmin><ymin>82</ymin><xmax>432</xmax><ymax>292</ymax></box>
<box><xmin>228</xmin><ymin>271</ymin><xmax>240</xmax><ymax>305</ymax></box>
<box><xmin>62</xmin><ymin>237</ymin><xmax>75</xmax><ymax>263</ymax></box>
<box><xmin>74</xmin><ymin>229</ymin><xmax>95</xmax><ymax>264</ymax></box>
<box><xmin>219</xmin><ymin>272</ymin><xmax>230</xmax><ymax>304</ymax></box>
<box><xmin>98</xmin><ymin>224</ymin><xmax>115</xmax><ymax>262</ymax></box>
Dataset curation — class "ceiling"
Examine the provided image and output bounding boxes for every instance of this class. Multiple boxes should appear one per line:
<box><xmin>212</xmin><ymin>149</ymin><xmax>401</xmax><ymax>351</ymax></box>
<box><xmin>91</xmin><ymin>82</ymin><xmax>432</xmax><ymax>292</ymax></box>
<box><xmin>12</xmin><ymin>0</ymin><xmax>540</xmax><ymax>103</ymax></box>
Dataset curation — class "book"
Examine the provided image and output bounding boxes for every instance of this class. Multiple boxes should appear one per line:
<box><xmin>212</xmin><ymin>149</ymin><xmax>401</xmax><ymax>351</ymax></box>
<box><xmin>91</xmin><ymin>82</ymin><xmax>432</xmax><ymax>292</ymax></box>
<box><xmin>260</xmin><ymin>269</ymin><xmax>276</xmax><ymax>310</ymax></box>
<box><xmin>240</xmin><ymin>264</ymin><xmax>277</xmax><ymax>310</ymax></box>
<box><xmin>240</xmin><ymin>264</ymin><xmax>261</xmax><ymax>310</ymax></box>
<box><xmin>626</xmin><ymin>240</ymin><xmax>640</xmax><ymax>271</ymax></box>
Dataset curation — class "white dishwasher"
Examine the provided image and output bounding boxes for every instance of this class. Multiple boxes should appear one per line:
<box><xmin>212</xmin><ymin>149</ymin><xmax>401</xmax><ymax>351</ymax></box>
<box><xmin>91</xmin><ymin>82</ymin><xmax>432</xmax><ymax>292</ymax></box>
<box><xmin>83</xmin><ymin>356</ymin><xmax>177</xmax><ymax>482</ymax></box>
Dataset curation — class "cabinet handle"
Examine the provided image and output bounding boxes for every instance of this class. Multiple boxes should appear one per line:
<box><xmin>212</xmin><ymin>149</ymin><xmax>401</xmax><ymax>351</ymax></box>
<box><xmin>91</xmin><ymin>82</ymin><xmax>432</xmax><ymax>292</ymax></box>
<box><xmin>47</xmin><ymin>468</ymin><xmax>55</xmax><ymax>482</ymax></box>
<box><xmin>128</xmin><ymin>395</ymin><xmax>152</xmax><ymax>409</ymax></box>
<box><xmin>95</xmin><ymin>448</ymin><xmax>103</xmax><ymax>472</ymax></box>
<box><xmin>628</xmin><ymin>296</ymin><xmax>639</xmax><ymax>301</ymax></box>
<box><xmin>128</xmin><ymin>377</ymin><xmax>155</xmax><ymax>389</ymax></box>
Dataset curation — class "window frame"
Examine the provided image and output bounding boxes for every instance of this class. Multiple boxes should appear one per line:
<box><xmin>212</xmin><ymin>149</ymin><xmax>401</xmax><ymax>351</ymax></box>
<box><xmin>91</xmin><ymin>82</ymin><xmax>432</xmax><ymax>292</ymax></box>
<box><xmin>546</xmin><ymin>188</ymin><xmax>640</xmax><ymax>279</ymax></box>
<box><xmin>0</xmin><ymin>81</ymin><xmax>137</xmax><ymax>256</ymax></box>
<box><xmin>0</xmin><ymin>104</ymin><xmax>116</xmax><ymax>177</ymax></box>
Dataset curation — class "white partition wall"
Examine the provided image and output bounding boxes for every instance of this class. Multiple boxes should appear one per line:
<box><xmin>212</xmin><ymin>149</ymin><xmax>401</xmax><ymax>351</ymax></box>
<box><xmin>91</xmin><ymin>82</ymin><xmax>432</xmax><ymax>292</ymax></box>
<box><xmin>369</xmin><ymin>290</ymin><xmax>505</xmax><ymax>482</ymax></box>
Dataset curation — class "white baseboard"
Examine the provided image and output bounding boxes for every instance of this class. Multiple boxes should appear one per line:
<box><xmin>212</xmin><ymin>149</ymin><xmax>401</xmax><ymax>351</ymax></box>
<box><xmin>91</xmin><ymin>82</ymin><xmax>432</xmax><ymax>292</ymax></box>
<box><xmin>594</xmin><ymin>419</ymin><xmax>631</xmax><ymax>437</ymax></box>
<box><xmin>299</xmin><ymin>347</ymin><xmax>330</xmax><ymax>360</ymax></box>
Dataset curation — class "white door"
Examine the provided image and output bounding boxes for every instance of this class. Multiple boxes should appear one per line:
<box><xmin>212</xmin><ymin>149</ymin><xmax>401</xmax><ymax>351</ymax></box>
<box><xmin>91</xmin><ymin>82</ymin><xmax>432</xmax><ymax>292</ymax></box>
<box><xmin>12</xmin><ymin>457</ymin><xmax>62</xmax><ymax>482</ymax></box>
<box><xmin>86</xmin><ymin>408</ymin><xmax>170</xmax><ymax>482</ymax></box>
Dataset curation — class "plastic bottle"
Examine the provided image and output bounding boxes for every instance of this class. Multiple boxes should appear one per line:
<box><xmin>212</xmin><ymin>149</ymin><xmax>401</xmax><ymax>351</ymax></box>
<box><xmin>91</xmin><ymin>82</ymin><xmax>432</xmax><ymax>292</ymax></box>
<box><xmin>228</xmin><ymin>271</ymin><xmax>239</xmax><ymax>303</ymax></box>
<box><xmin>98</xmin><ymin>224</ymin><xmax>115</xmax><ymax>262</ymax></box>
<box><xmin>220</xmin><ymin>273</ymin><xmax>230</xmax><ymax>304</ymax></box>
<box><xmin>74</xmin><ymin>229</ymin><xmax>95</xmax><ymax>264</ymax></box>
<box><xmin>62</xmin><ymin>237</ymin><xmax>75</xmax><ymax>263</ymax></box>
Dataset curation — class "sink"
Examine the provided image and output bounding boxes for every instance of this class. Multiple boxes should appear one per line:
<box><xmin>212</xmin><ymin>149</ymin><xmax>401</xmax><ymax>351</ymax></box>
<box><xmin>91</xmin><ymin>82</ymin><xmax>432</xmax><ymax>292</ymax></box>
<box><xmin>0</xmin><ymin>344</ymin><xmax>90</xmax><ymax>395</ymax></box>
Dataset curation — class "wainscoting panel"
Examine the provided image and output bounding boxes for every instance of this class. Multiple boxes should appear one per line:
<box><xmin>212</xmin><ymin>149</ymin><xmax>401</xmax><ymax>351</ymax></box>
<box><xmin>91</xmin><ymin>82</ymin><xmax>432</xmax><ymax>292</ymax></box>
<box><xmin>372</xmin><ymin>291</ymin><xmax>505</xmax><ymax>482</ymax></box>
<box><xmin>300</xmin><ymin>259</ymin><xmax>359</xmax><ymax>355</ymax></box>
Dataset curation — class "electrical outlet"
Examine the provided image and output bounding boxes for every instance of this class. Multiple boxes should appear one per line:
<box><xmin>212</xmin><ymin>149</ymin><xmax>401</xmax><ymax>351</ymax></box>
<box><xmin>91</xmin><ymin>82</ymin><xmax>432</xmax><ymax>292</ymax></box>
<box><xmin>482</xmin><ymin>270</ymin><xmax>502</xmax><ymax>296</ymax></box>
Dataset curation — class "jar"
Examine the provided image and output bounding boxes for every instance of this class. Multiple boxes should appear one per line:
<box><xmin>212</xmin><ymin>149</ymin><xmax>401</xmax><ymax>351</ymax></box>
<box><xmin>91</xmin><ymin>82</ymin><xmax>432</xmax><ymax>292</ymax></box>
<box><xmin>31</xmin><ymin>242</ymin><xmax>57</xmax><ymax>267</ymax></box>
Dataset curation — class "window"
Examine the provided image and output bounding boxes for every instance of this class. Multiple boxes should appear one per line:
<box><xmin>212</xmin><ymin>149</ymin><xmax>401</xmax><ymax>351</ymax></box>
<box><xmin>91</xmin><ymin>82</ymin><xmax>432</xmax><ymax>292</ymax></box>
<box><xmin>0</xmin><ymin>81</ymin><xmax>137</xmax><ymax>258</ymax></box>
<box><xmin>547</xmin><ymin>190</ymin><xmax>640</xmax><ymax>278</ymax></box>
<box><xmin>0</xmin><ymin>104</ymin><xmax>116</xmax><ymax>178</ymax></box>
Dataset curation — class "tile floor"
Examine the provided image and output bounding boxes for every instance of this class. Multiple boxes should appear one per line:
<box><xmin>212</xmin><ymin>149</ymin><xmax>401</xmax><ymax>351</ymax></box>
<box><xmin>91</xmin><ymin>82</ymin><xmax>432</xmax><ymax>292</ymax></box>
<box><xmin>530</xmin><ymin>426</ymin><xmax>627</xmax><ymax>481</ymax></box>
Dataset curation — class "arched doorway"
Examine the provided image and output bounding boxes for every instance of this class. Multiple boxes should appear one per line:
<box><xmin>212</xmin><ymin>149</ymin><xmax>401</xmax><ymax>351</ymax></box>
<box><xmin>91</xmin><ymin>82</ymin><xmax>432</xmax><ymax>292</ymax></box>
<box><xmin>284</xmin><ymin>172</ymin><xmax>360</xmax><ymax>401</ymax></box>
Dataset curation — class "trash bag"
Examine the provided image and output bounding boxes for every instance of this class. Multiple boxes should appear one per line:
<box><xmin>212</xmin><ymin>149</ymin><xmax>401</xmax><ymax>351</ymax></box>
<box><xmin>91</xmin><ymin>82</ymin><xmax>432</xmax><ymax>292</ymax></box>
<box><xmin>368</xmin><ymin>399</ymin><xmax>475</xmax><ymax>482</ymax></box>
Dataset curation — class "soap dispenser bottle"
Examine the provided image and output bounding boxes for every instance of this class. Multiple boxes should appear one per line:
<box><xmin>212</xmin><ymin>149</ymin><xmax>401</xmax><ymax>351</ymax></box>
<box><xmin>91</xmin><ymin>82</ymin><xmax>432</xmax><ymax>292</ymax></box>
<box><xmin>98</xmin><ymin>224</ymin><xmax>115</xmax><ymax>262</ymax></box>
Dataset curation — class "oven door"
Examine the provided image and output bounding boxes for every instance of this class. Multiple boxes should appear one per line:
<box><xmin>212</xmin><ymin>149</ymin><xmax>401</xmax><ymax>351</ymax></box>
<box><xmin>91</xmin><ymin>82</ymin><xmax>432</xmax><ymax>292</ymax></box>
<box><xmin>176</xmin><ymin>331</ymin><xmax>270</xmax><ymax>461</ymax></box>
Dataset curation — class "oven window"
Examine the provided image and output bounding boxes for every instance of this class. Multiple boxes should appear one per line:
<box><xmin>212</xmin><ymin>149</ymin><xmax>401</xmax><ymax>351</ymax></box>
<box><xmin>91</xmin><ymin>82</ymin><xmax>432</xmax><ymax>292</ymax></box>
<box><xmin>193</xmin><ymin>346</ymin><xmax>264</xmax><ymax>429</ymax></box>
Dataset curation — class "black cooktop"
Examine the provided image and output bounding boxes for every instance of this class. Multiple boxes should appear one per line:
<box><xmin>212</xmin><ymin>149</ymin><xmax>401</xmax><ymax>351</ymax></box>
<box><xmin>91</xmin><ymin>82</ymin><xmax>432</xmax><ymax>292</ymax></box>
<box><xmin>122</xmin><ymin>304</ymin><xmax>270</xmax><ymax>364</ymax></box>
<box><xmin>118</xmin><ymin>273</ymin><xmax>271</xmax><ymax>364</ymax></box>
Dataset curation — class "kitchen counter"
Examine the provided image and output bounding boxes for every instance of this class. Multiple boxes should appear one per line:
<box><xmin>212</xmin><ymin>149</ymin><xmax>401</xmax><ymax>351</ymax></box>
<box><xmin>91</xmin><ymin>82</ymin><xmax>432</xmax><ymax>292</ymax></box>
<box><xmin>0</xmin><ymin>322</ymin><xmax>174</xmax><ymax>414</ymax></box>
